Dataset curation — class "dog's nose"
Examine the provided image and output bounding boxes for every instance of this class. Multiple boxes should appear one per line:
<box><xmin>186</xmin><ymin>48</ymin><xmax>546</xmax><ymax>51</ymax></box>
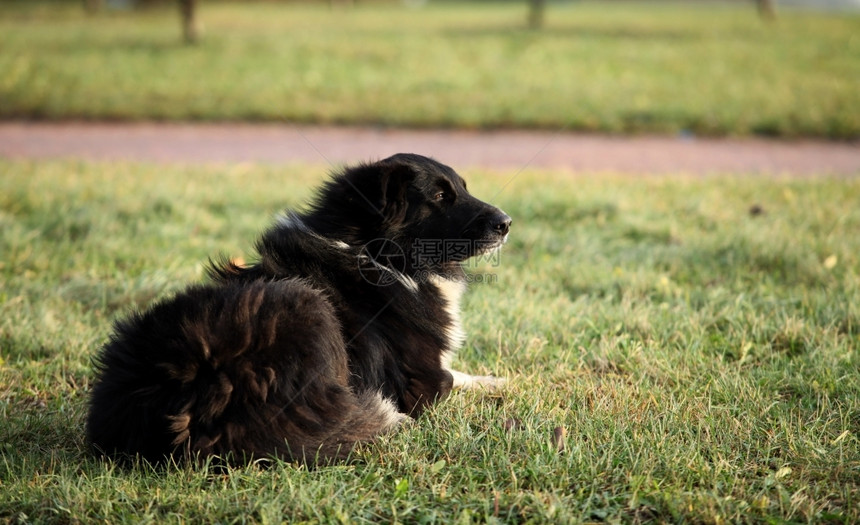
<box><xmin>494</xmin><ymin>212</ymin><xmax>512</xmax><ymax>236</ymax></box>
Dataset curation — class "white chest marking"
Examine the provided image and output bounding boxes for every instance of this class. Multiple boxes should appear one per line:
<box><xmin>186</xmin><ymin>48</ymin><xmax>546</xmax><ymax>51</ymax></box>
<box><xmin>427</xmin><ymin>273</ymin><xmax>466</xmax><ymax>371</ymax></box>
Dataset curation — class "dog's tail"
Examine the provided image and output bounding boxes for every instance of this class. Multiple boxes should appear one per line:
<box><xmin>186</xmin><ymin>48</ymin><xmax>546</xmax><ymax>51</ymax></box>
<box><xmin>163</xmin><ymin>383</ymin><xmax>406</xmax><ymax>465</ymax></box>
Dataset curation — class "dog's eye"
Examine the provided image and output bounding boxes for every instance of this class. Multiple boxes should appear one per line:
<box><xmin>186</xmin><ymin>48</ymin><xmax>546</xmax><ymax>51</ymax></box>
<box><xmin>434</xmin><ymin>191</ymin><xmax>447</xmax><ymax>201</ymax></box>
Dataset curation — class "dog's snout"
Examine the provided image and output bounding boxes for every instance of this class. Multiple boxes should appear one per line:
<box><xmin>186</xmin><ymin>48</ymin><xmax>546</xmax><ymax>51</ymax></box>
<box><xmin>494</xmin><ymin>212</ymin><xmax>512</xmax><ymax>236</ymax></box>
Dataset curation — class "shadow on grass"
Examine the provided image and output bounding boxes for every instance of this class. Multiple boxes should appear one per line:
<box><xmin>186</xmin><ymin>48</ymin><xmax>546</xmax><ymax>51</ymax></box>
<box><xmin>0</xmin><ymin>398</ymin><xmax>91</xmax><ymax>478</ymax></box>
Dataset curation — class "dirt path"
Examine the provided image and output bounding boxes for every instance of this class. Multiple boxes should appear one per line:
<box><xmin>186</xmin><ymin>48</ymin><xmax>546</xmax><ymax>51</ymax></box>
<box><xmin>1</xmin><ymin>122</ymin><xmax>858</xmax><ymax>175</ymax></box>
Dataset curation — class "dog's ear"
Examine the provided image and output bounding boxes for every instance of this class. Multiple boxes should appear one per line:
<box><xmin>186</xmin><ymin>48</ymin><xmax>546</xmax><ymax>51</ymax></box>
<box><xmin>315</xmin><ymin>157</ymin><xmax>417</xmax><ymax>229</ymax></box>
<box><xmin>378</xmin><ymin>163</ymin><xmax>415</xmax><ymax>225</ymax></box>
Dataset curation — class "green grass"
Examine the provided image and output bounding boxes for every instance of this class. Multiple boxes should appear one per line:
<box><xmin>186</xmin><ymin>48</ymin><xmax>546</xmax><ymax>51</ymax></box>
<box><xmin>1</xmin><ymin>159</ymin><xmax>859</xmax><ymax>523</ymax></box>
<box><xmin>1</xmin><ymin>1</ymin><xmax>859</xmax><ymax>138</ymax></box>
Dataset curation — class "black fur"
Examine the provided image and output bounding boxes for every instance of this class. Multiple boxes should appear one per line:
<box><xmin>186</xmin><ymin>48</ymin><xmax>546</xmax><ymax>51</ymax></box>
<box><xmin>87</xmin><ymin>153</ymin><xmax>511</xmax><ymax>465</ymax></box>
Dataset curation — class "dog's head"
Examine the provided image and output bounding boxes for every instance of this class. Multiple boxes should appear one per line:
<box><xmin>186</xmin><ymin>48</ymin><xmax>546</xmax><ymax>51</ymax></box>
<box><xmin>306</xmin><ymin>154</ymin><xmax>511</xmax><ymax>269</ymax></box>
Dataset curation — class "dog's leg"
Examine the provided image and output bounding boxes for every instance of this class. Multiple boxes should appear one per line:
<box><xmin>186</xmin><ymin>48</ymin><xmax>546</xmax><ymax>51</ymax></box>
<box><xmin>449</xmin><ymin>369</ymin><xmax>506</xmax><ymax>391</ymax></box>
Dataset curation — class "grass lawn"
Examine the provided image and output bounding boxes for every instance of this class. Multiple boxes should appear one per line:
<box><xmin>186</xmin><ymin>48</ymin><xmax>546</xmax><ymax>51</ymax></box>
<box><xmin>1</xmin><ymin>1</ymin><xmax>858</xmax><ymax>138</ymax></box>
<box><xmin>1</xmin><ymin>159</ymin><xmax>858</xmax><ymax>523</ymax></box>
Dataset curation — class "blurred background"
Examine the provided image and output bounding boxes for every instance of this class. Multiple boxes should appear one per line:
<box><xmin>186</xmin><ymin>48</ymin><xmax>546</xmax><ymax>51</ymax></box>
<box><xmin>2</xmin><ymin>0</ymin><xmax>858</xmax><ymax>139</ymax></box>
<box><xmin>2</xmin><ymin>5</ymin><xmax>860</xmax><ymax>523</ymax></box>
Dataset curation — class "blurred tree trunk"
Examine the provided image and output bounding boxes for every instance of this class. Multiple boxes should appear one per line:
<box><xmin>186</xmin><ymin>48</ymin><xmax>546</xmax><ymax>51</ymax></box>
<box><xmin>84</xmin><ymin>0</ymin><xmax>103</xmax><ymax>13</ymax></box>
<box><xmin>528</xmin><ymin>0</ymin><xmax>545</xmax><ymax>29</ymax></box>
<box><xmin>756</xmin><ymin>0</ymin><xmax>776</xmax><ymax>20</ymax></box>
<box><xmin>179</xmin><ymin>0</ymin><xmax>201</xmax><ymax>44</ymax></box>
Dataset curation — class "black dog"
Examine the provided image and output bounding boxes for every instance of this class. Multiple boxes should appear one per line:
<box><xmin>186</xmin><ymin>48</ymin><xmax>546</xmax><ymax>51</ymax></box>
<box><xmin>87</xmin><ymin>154</ymin><xmax>511</xmax><ymax>465</ymax></box>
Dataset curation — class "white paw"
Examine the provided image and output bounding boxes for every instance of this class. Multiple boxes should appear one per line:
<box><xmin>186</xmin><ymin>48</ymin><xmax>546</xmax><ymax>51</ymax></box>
<box><xmin>450</xmin><ymin>370</ymin><xmax>507</xmax><ymax>391</ymax></box>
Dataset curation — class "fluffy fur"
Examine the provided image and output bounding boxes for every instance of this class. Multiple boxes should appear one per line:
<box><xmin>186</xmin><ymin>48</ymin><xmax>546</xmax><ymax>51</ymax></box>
<box><xmin>87</xmin><ymin>153</ymin><xmax>511</xmax><ymax>465</ymax></box>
